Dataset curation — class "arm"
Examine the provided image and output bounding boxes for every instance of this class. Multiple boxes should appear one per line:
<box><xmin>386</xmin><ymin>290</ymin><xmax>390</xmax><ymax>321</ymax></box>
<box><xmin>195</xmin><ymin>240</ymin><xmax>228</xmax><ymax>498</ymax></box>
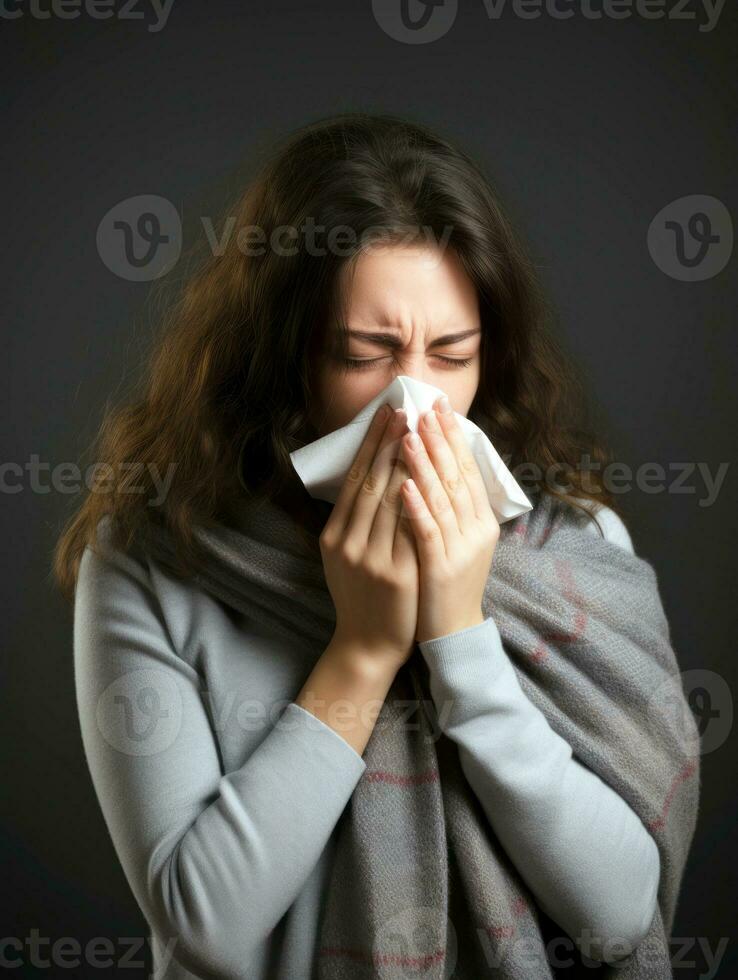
<box><xmin>73</xmin><ymin>536</ymin><xmax>367</xmax><ymax>980</ymax></box>
<box><xmin>418</xmin><ymin>615</ymin><xmax>661</xmax><ymax>965</ymax></box>
<box><xmin>397</xmin><ymin>403</ymin><xmax>655</xmax><ymax>957</ymax></box>
<box><xmin>295</xmin><ymin>637</ymin><xmax>405</xmax><ymax>759</ymax></box>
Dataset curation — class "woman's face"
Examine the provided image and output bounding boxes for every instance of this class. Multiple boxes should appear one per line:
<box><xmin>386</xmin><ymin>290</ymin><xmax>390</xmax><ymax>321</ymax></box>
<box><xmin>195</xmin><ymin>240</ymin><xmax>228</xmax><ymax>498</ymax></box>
<box><xmin>309</xmin><ymin>243</ymin><xmax>482</xmax><ymax>436</ymax></box>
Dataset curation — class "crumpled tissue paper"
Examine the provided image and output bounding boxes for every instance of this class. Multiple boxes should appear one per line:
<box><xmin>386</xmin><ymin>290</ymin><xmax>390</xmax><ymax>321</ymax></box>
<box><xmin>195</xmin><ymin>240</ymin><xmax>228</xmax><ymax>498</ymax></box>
<box><xmin>289</xmin><ymin>375</ymin><xmax>533</xmax><ymax>524</ymax></box>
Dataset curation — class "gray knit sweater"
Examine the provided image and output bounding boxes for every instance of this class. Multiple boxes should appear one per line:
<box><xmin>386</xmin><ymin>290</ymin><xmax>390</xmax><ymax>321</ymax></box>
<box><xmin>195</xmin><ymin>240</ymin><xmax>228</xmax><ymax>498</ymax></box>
<box><xmin>73</xmin><ymin>503</ymin><xmax>659</xmax><ymax>980</ymax></box>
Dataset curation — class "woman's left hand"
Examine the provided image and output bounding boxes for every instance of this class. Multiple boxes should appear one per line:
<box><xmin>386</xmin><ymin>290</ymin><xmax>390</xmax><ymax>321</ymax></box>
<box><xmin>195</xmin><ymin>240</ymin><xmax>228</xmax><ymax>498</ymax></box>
<box><xmin>398</xmin><ymin>395</ymin><xmax>500</xmax><ymax>644</ymax></box>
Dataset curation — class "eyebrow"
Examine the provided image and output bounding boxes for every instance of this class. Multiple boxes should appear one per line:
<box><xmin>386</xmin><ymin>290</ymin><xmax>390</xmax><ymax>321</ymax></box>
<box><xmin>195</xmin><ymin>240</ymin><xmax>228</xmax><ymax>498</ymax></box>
<box><xmin>345</xmin><ymin>328</ymin><xmax>481</xmax><ymax>349</ymax></box>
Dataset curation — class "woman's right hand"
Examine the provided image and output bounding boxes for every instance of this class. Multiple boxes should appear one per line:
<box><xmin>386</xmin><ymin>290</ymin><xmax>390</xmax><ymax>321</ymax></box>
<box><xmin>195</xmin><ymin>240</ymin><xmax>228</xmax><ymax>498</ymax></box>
<box><xmin>319</xmin><ymin>403</ymin><xmax>420</xmax><ymax>672</ymax></box>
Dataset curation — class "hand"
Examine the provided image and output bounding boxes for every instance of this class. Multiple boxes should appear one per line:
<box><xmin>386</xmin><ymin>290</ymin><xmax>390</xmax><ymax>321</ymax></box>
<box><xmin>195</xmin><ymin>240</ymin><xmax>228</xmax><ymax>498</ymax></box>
<box><xmin>319</xmin><ymin>403</ymin><xmax>420</xmax><ymax>671</ymax></box>
<box><xmin>399</xmin><ymin>395</ymin><xmax>500</xmax><ymax>644</ymax></box>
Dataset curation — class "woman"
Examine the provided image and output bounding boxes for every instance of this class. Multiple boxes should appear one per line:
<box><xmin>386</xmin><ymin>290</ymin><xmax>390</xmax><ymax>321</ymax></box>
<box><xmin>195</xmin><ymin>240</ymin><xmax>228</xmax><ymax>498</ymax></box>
<box><xmin>55</xmin><ymin>112</ymin><xmax>699</xmax><ymax>979</ymax></box>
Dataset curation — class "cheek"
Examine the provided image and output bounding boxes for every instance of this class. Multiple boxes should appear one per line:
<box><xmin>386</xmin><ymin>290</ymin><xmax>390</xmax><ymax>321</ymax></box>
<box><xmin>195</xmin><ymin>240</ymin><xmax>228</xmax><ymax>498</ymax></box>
<box><xmin>439</xmin><ymin>366</ymin><xmax>480</xmax><ymax>416</ymax></box>
<box><xmin>314</xmin><ymin>371</ymin><xmax>382</xmax><ymax>433</ymax></box>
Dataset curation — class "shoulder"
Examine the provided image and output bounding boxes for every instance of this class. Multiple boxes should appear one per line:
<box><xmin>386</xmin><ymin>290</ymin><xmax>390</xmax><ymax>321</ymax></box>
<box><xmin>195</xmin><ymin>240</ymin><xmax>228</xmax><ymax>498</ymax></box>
<box><xmin>76</xmin><ymin>515</ymin><xmax>153</xmax><ymax>608</ymax></box>
<box><xmin>568</xmin><ymin>499</ymin><xmax>635</xmax><ymax>554</ymax></box>
<box><xmin>75</xmin><ymin>516</ymin><xmax>196</xmax><ymax>657</ymax></box>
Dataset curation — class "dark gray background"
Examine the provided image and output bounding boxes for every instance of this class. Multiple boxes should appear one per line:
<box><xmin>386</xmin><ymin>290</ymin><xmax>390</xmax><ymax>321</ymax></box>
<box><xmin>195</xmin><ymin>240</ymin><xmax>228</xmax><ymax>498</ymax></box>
<box><xmin>2</xmin><ymin>0</ymin><xmax>735</xmax><ymax>975</ymax></box>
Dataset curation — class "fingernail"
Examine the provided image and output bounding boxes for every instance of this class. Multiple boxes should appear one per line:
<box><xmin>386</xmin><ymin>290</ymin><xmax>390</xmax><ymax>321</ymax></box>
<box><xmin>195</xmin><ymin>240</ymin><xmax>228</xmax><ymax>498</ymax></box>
<box><xmin>423</xmin><ymin>410</ymin><xmax>439</xmax><ymax>431</ymax></box>
<box><xmin>438</xmin><ymin>395</ymin><xmax>452</xmax><ymax>414</ymax></box>
<box><xmin>378</xmin><ymin>404</ymin><xmax>391</xmax><ymax>421</ymax></box>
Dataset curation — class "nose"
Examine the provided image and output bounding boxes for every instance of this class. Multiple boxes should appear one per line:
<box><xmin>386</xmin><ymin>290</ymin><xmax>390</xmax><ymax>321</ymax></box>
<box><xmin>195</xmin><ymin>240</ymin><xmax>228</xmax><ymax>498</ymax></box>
<box><xmin>389</xmin><ymin>355</ymin><xmax>435</xmax><ymax>386</ymax></box>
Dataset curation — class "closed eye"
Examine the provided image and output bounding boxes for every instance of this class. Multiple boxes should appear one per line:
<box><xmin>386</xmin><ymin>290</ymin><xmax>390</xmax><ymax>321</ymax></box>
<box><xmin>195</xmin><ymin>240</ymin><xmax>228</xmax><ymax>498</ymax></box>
<box><xmin>343</xmin><ymin>356</ymin><xmax>473</xmax><ymax>371</ymax></box>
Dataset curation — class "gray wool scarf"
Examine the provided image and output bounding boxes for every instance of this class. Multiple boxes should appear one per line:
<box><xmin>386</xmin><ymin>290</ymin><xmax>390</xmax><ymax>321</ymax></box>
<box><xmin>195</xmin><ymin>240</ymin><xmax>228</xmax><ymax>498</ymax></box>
<box><xmin>133</xmin><ymin>489</ymin><xmax>700</xmax><ymax>980</ymax></box>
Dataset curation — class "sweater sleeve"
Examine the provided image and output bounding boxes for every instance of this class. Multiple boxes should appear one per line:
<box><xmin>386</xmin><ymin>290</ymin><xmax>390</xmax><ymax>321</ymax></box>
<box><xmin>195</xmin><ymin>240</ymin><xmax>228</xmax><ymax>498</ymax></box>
<box><xmin>419</xmin><ymin>498</ymin><xmax>661</xmax><ymax>962</ymax></box>
<box><xmin>418</xmin><ymin>617</ymin><xmax>660</xmax><ymax>965</ymax></box>
<box><xmin>73</xmin><ymin>536</ymin><xmax>367</xmax><ymax>980</ymax></box>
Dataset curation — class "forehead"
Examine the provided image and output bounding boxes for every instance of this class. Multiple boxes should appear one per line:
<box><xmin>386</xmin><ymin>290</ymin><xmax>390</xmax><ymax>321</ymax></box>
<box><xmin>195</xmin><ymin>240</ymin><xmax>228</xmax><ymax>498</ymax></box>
<box><xmin>339</xmin><ymin>243</ymin><xmax>479</xmax><ymax>330</ymax></box>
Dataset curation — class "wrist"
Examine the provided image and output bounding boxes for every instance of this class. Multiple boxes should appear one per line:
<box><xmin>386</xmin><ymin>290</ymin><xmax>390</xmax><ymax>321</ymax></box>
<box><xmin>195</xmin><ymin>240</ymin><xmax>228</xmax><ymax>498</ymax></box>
<box><xmin>326</xmin><ymin>634</ymin><xmax>406</xmax><ymax>683</ymax></box>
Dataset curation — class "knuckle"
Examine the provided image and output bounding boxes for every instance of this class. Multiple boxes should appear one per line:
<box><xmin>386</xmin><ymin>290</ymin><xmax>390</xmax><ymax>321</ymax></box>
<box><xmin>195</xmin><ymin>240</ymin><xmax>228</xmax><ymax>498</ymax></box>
<box><xmin>318</xmin><ymin>529</ymin><xmax>335</xmax><ymax>552</ymax></box>
<box><xmin>383</xmin><ymin>482</ymin><xmax>404</xmax><ymax>508</ymax></box>
<box><xmin>443</xmin><ymin>472</ymin><xmax>462</xmax><ymax>497</ymax></box>
<box><xmin>346</xmin><ymin>462</ymin><xmax>364</xmax><ymax>486</ymax></box>
<box><xmin>338</xmin><ymin>542</ymin><xmax>361</xmax><ymax>567</ymax></box>
<box><xmin>419</xmin><ymin>521</ymin><xmax>441</xmax><ymax>544</ymax></box>
<box><xmin>361</xmin><ymin>470</ymin><xmax>381</xmax><ymax>496</ymax></box>
<box><xmin>364</xmin><ymin>558</ymin><xmax>392</xmax><ymax>585</ymax></box>
<box><xmin>460</xmin><ymin>453</ymin><xmax>478</xmax><ymax>475</ymax></box>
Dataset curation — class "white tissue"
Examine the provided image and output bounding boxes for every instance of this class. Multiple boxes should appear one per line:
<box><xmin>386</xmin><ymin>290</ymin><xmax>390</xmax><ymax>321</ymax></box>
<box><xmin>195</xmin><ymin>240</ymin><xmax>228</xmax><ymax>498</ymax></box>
<box><xmin>289</xmin><ymin>375</ymin><xmax>533</xmax><ymax>523</ymax></box>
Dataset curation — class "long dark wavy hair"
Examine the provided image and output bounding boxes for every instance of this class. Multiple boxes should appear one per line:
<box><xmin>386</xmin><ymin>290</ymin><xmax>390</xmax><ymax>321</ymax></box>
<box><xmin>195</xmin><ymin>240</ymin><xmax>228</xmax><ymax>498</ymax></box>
<box><xmin>54</xmin><ymin>110</ymin><xmax>623</xmax><ymax>602</ymax></box>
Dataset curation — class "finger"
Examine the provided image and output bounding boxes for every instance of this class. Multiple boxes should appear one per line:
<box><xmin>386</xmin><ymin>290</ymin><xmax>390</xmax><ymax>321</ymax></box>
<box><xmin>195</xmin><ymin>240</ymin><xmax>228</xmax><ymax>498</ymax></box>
<box><xmin>416</xmin><ymin>408</ymin><xmax>477</xmax><ymax>536</ymax></box>
<box><xmin>370</xmin><ymin>425</ymin><xmax>413</xmax><ymax>552</ymax></box>
<box><xmin>393</xmin><ymin>503</ymin><xmax>418</xmax><ymax>566</ymax></box>
<box><xmin>400</xmin><ymin>477</ymin><xmax>445</xmax><ymax>566</ymax></box>
<box><xmin>391</xmin><ymin>476</ymin><xmax>416</xmax><ymax>549</ymax></box>
<box><xmin>345</xmin><ymin>408</ymin><xmax>410</xmax><ymax>546</ymax></box>
<box><xmin>433</xmin><ymin>400</ymin><xmax>493</xmax><ymax>522</ymax></box>
<box><xmin>398</xmin><ymin>416</ymin><xmax>465</xmax><ymax>556</ymax></box>
<box><xmin>329</xmin><ymin>403</ymin><xmax>394</xmax><ymax>536</ymax></box>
